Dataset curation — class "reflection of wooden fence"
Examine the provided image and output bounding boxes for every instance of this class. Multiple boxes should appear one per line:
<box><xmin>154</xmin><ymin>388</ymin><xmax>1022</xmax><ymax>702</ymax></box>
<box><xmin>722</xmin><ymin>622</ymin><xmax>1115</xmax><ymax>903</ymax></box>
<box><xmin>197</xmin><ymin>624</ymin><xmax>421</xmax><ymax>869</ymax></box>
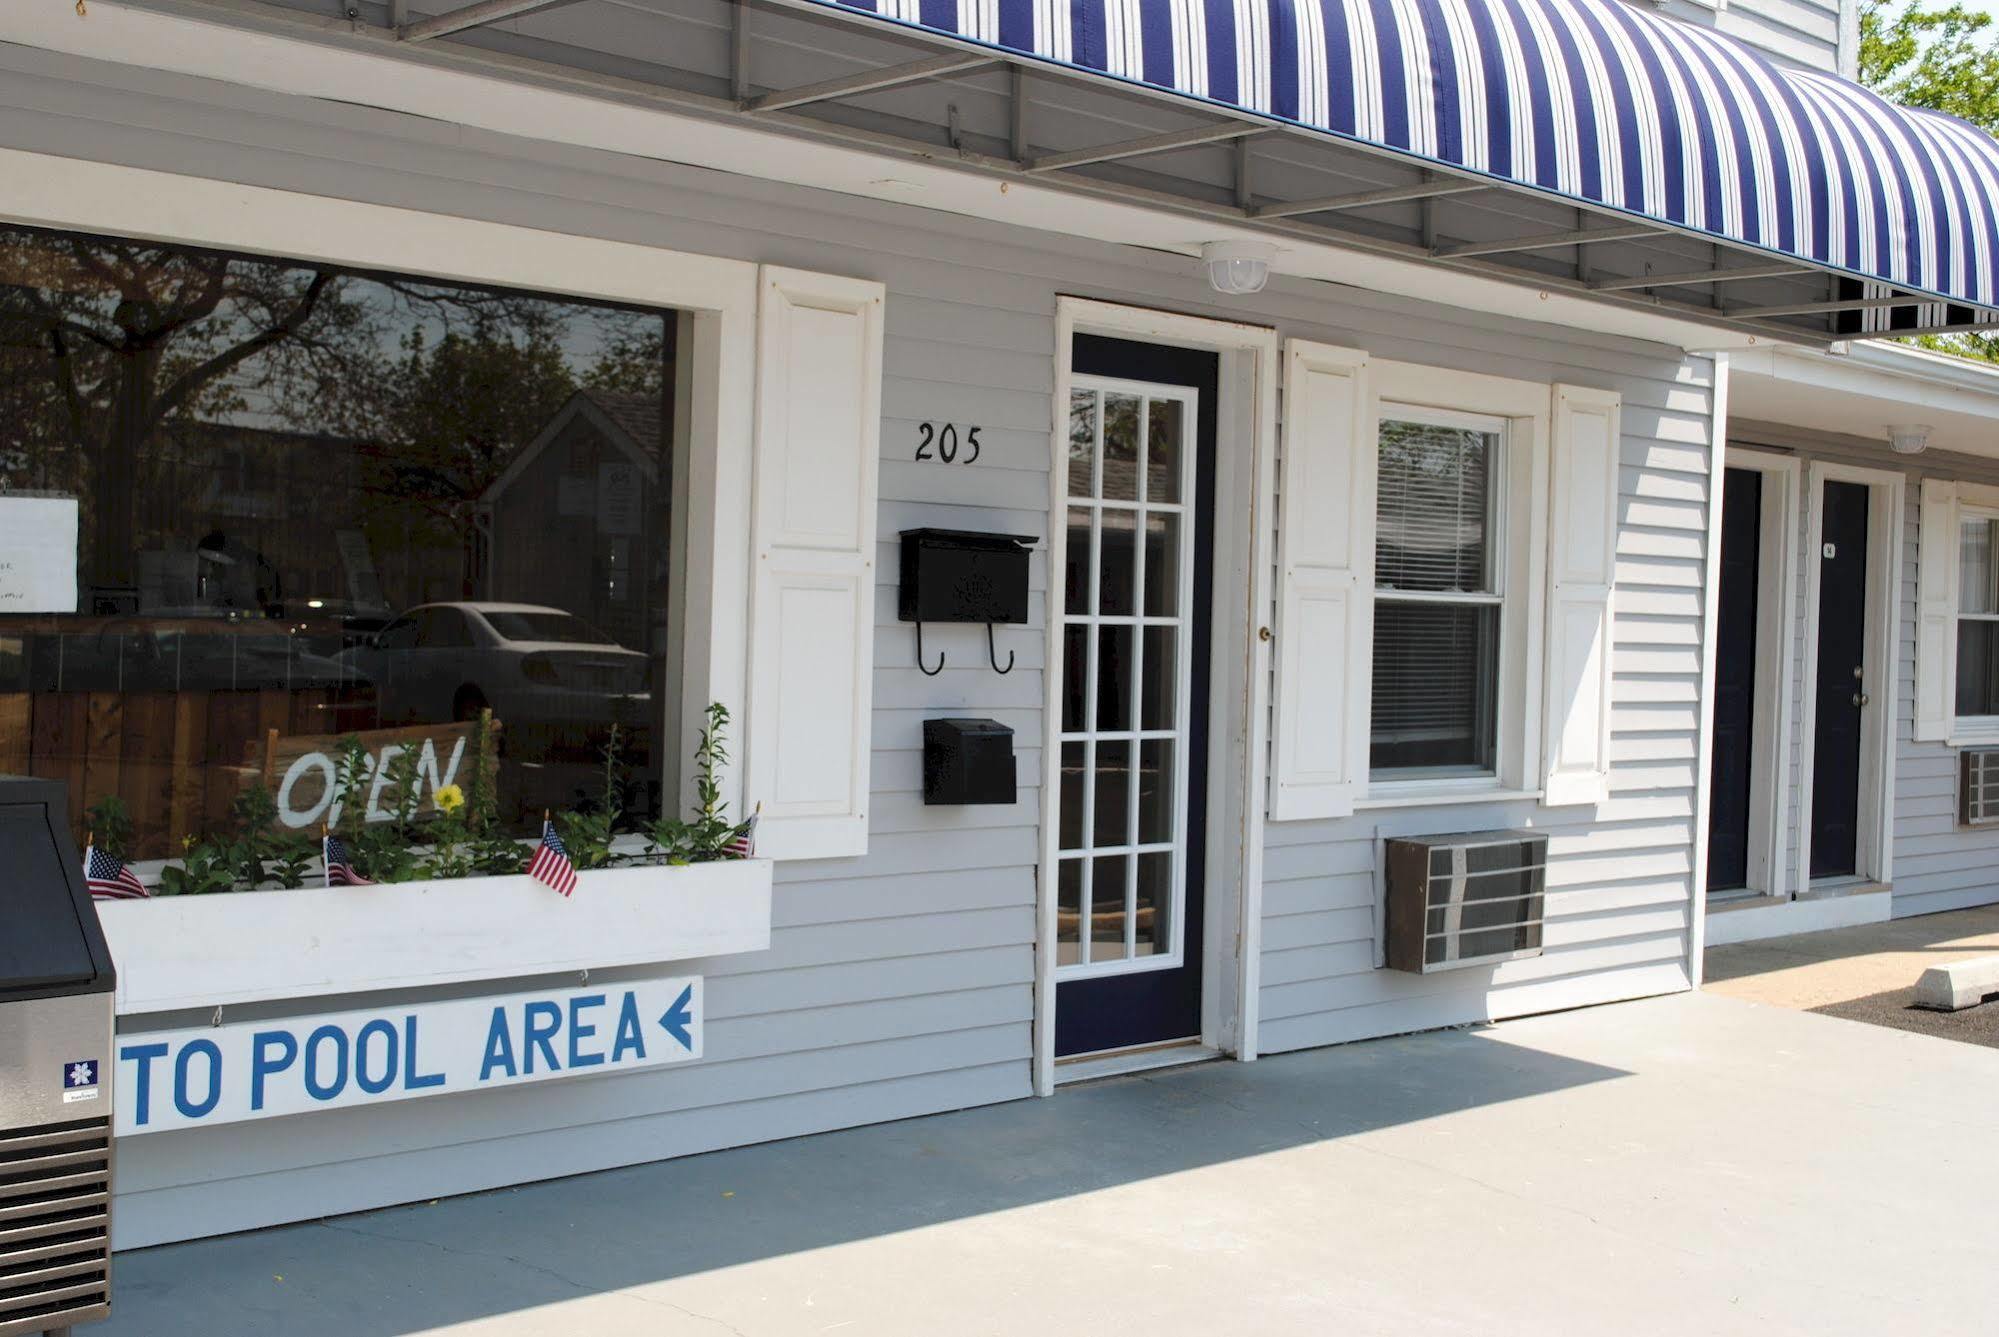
<box><xmin>0</xmin><ymin>688</ymin><xmax>372</xmax><ymax>860</ymax></box>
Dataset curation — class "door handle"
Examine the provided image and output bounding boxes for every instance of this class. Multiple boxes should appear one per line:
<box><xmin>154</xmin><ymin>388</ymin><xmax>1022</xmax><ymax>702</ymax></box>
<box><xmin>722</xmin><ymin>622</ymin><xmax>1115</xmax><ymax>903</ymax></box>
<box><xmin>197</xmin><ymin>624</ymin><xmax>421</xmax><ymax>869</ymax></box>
<box><xmin>1852</xmin><ymin>692</ymin><xmax>1870</xmax><ymax>708</ymax></box>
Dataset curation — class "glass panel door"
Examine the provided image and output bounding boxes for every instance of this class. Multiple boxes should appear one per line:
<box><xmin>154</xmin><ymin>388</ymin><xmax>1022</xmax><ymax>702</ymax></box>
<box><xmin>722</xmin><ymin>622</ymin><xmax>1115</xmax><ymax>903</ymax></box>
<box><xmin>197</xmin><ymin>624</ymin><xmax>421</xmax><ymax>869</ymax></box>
<box><xmin>1057</xmin><ymin>378</ymin><xmax>1197</xmax><ymax>975</ymax></box>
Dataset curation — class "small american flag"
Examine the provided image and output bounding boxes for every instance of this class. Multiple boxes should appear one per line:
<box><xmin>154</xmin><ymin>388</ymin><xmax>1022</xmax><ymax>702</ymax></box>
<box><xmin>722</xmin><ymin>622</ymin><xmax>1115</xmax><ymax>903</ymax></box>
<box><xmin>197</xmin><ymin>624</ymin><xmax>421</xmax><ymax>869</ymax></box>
<box><xmin>83</xmin><ymin>843</ymin><xmax>148</xmax><ymax>901</ymax></box>
<box><xmin>527</xmin><ymin>818</ymin><xmax>577</xmax><ymax>897</ymax></box>
<box><xmin>323</xmin><ymin>833</ymin><xmax>374</xmax><ymax>887</ymax></box>
<box><xmin>724</xmin><ymin>805</ymin><xmax>760</xmax><ymax>858</ymax></box>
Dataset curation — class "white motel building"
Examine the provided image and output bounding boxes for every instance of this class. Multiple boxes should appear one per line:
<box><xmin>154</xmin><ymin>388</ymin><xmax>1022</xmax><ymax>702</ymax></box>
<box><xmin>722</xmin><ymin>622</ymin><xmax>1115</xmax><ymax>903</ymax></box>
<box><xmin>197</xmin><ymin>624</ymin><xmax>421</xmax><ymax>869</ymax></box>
<box><xmin>4</xmin><ymin>0</ymin><xmax>1999</xmax><ymax>1255</ymax></box>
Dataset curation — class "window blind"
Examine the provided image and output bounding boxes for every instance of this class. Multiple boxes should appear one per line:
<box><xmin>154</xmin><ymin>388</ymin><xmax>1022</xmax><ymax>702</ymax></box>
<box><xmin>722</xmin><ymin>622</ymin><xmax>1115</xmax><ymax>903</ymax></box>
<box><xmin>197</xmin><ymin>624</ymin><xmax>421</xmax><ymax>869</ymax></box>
<box><xmin>1375</xmin><ymin>421</ymin><xmax>1494</xmax><ymax>594</ymax></box>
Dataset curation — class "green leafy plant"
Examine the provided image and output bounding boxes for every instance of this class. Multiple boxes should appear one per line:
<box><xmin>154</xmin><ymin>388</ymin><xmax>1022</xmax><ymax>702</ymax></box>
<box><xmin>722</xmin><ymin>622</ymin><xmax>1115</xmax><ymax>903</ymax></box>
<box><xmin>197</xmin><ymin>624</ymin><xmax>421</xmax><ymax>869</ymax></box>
<box><xmin>462</xmin><ymin>709</ymin><xmax>531</xmax><ymax>875</ymax></box>
<box><xmin>647</xmin><ymin>703</ymin><xmax>754</xmax><ymax>864</ymax></box>
<box><xmin>84</xmin><ymin>794</ymin><xmax>134</xmax><ymax>860</ymax></box>
<box><xmin>155</xmin><ymin>838</ymin><xmax>237</xmax><ymax>897</ymax></box>
<box><xmin>264</xmin><ymin>841</ymin><xmax>316</xmax><ymax>890</ymax></box>
<box><xmin>554</xmin><ymin>723</ymin><xmax>625</xmax><ymax>871</ymax></box>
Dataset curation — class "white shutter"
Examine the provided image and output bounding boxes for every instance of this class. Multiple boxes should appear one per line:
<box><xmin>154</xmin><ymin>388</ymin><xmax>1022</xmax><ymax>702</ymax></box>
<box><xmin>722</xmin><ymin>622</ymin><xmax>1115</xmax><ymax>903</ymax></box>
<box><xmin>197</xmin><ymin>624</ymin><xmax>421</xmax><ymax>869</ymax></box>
<box><xmin>1541</xmin><ymin>384</ymin><xmax>1622</xmax><ymax>807</ymax></box>
<box><xmin>1270</xmin><ymin>339</ymin><xmax>1373</xmax><ymax>821</ymax></box>
<box><xmin>744</xmin><ymin>267</ymin><xmax>884</xmax><ymax>859</ymax></box>
<box><xmin>1915</xmin><ymin>477</ymin><xmax>1959</xmax><ymax>743</ymax></box>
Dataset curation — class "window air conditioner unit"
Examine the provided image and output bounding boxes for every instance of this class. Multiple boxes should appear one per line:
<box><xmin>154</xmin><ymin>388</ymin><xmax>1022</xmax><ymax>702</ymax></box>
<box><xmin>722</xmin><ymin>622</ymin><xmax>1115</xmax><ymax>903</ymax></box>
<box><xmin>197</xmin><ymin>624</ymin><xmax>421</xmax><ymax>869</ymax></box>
<box><xmin>1384</xmin><ymin>829</ymin><xmax>1548</xmax><ymax>973</ymax></box>
<box><xmin>1959</xmin><ymin>749</ymin><xmax>1999</xmax><ymax>827</ymax></box>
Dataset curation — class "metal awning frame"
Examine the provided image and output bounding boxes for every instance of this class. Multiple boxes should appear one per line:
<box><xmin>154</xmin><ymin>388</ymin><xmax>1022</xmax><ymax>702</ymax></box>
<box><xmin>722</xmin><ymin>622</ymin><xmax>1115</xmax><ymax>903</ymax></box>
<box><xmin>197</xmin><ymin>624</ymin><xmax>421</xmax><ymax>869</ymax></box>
<box><xmin>360</xmin><ymin>0</ymin><xmax>1997</xmax><ymax>343</ymax></box>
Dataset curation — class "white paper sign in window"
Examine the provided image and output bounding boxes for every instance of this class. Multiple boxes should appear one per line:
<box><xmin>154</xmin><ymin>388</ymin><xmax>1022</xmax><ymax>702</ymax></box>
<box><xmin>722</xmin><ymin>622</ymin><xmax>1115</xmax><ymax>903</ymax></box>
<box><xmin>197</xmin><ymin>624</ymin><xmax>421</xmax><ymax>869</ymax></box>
<box><xmin>0</xmin><ymin>496</ymin><xmax>79</xmax><ymax>613</ymax></box>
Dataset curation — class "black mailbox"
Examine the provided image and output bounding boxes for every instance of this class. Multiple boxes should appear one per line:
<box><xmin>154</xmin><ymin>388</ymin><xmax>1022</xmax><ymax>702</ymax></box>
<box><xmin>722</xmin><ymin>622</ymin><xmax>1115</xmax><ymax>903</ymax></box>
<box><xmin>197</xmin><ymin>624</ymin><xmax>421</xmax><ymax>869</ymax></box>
<box><xmin>899</xmin><ymin>529</ymin><xmax>1035</xmax><ymax>675</ymax></box>
<box><xmin>924</xmin><ymin>718</ymin><xmax>1017</xmax><ymax>806</ymax></box>
<box><xmin>899</xmin><ymin>529</ymin><xmax>1033</xmax><ymax>625</ymax></box>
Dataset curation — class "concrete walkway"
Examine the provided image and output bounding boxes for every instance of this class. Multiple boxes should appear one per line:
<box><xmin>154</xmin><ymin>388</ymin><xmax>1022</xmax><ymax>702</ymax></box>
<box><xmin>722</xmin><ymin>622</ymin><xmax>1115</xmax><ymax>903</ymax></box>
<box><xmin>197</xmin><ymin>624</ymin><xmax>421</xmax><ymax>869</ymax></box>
<box><xmin>94</xmin><ymin>991</ymin><xmax>1999</xmax><ymax>1337</ymax></box>
<box><xmin>1707</xmin><ymin>904</ymin><xmax>1999</xmax><ymax>1047</ymax></box>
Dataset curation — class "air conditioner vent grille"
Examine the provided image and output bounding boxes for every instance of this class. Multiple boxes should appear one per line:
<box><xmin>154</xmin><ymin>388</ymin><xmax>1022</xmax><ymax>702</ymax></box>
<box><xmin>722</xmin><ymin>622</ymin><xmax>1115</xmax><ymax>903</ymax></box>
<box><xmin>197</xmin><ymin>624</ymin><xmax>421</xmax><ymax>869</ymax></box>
<box><xmin>1384</xmin><ymin>829</ymin><xmax>1548</xmax><ymax>973</ymax></box>
<box><xmin>0</xmin><ymin>1119</ymin><xmax>111</xmax><ymax>1337</ymax></box>
<box><xmin>1959</xmin><ymin>749</ymin><xmax>1999</xmax><ymax>826</ymax></box>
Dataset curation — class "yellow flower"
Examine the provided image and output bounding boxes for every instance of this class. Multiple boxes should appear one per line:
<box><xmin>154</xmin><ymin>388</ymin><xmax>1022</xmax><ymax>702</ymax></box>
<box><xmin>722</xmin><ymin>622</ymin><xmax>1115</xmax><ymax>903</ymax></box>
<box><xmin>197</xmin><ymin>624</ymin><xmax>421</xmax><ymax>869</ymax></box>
<box><xmin>433</xmin><ymin>784</ymin><xmax>466</xmax><ymax>815</ymax></box>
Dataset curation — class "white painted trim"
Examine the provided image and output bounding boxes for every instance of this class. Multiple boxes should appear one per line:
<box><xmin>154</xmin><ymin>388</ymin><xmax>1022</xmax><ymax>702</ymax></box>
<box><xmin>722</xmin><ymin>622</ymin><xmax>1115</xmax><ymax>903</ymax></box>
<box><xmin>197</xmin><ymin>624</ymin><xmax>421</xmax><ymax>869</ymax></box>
<box><xmin>1796</xmin><ymin>460</ymin><xmax>1905</xmax><ymax>890</ymax></box>
<box><xmin>1716</xmin><ymin>444</ymin><xmax>1800</xmax><ymax>905</ymax></box>
<box><xmin>0</xmin><ymin>146</ymin><xmax>762</xmax><ymax>822</ymax></box>
<box><xmin>1703</xmin><ymin>888</ymin><xmax>1891</xmax><ymax>946</ymax></box>
<box><xmin>1691</xmin><ymin>355</ymin><xmax>1730</xmax><ymax>986</ymax></box>
<box><xmin>0</xmin><ymin>0</ymin><xmax>1761</xmax><ymax>355</ymax></box>
<box><xmin>97</xmin><ymin>860</ymin><xmax>774</xmax><ymax>1014</ymax></box>
<box><xmin>1039</xmin><ymin>298</ymin><xmax>1277</xmax><ymax>1095</ymax></box>
<box><xmin>1053</xmin><ymin>1041</ymin><xmax>1219</xmax><ymax>1085</ymax></box>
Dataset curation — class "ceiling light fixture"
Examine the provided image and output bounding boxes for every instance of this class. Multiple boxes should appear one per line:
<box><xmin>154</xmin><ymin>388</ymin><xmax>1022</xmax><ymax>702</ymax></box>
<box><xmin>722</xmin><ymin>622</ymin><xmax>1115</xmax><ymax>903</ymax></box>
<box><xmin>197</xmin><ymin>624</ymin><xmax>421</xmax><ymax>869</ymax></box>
<box><xmin>1888</xmin><ymin>424</ymin><xmax>1932</xmax><ymax>455</ymax></box>
<box><xmin>1202</xmin><ymin>240</ymin><xmax>1275</xmax><ymax>295</ymax></box>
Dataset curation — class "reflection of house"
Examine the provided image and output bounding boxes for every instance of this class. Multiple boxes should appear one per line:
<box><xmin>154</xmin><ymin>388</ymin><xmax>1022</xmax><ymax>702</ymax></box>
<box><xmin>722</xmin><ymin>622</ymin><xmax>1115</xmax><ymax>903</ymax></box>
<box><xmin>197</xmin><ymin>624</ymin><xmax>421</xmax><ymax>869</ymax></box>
<box><xmin>479</xmin><ymin>390</ymin><xmax>671</xmax><ymax>654</ymax></box>
<box><xmin>136</xmin><ymin>419</ymin><xmax>382</xmax><ymax>617</ymax></box>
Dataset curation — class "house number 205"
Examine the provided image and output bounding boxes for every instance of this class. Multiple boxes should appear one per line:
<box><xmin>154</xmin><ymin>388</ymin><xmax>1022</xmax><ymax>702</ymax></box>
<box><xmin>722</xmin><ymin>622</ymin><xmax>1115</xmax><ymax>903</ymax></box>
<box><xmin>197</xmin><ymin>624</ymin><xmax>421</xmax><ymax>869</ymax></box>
<box><xmin>915</xmin><ymin>423</ymin><xmax>982</xmax><ymax>463</ymax></box>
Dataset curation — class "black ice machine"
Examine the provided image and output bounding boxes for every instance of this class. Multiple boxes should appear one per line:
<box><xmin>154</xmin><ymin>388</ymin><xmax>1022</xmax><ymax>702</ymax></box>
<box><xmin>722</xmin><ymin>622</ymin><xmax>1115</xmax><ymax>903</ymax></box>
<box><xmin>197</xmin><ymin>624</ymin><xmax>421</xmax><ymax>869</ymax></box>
<box><xmin>0</xmin><ymin>776</ymin><xmax>116</xmax><ymax>1336</ymax></box>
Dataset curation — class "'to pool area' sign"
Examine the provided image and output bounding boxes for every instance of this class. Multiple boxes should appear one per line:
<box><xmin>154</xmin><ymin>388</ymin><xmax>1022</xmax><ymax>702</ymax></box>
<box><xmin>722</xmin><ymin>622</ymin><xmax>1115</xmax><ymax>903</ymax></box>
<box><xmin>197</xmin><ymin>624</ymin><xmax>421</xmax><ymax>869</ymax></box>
<box><xmin>115</xmin><ymin>977</ymin><xmax>702</xmax><ymax>1135</ymax></box>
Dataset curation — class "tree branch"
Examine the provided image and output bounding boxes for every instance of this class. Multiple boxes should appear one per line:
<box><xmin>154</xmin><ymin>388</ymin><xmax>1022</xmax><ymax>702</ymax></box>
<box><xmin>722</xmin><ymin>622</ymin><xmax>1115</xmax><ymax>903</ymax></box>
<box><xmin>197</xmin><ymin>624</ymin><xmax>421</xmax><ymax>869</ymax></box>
<box><xmin>150</xmin><ymin>270</ymin><xmax>335</xmax><ymax>426</ymax></box>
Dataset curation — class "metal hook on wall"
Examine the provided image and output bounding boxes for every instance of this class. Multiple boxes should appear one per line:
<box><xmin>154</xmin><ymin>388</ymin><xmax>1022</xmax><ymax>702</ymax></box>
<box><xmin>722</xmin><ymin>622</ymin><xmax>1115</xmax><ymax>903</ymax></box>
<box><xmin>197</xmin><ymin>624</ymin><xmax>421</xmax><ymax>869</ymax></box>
<box><xmin>916</xmin><ymin>620</ymin><xmax>946</xmax><ymax>676</ymax></box>
<box><xmin>986</xmin><ymin>623</ymin><xmax>1015</xmax><ymax>675</ymax></box>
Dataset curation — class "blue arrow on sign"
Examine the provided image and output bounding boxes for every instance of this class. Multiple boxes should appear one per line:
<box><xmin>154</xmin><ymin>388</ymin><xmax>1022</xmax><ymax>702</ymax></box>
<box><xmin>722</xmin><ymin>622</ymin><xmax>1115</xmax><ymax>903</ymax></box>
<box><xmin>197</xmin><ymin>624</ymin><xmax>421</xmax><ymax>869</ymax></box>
<box><xmin>658</xmin><ymin>985</ymin><xmax>695</xmax><ymax>1051</ymax></box>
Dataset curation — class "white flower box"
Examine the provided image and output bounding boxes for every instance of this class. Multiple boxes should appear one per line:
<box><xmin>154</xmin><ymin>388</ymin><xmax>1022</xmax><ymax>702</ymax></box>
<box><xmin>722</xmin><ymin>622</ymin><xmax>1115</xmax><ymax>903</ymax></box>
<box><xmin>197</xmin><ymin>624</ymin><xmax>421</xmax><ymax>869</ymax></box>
<box><xmin>95</xmin><ymin>859</ymin><xmax>773</xmax><ymax>1015</ymax></box>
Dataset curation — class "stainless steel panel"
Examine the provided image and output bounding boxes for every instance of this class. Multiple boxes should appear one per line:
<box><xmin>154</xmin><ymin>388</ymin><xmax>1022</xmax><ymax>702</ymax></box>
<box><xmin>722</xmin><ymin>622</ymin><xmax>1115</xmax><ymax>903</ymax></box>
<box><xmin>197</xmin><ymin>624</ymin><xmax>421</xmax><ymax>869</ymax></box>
<box><xmin>0</xmin><ymin>994</ymin><xmax>112</xmax><ymax>1131</ymax></box>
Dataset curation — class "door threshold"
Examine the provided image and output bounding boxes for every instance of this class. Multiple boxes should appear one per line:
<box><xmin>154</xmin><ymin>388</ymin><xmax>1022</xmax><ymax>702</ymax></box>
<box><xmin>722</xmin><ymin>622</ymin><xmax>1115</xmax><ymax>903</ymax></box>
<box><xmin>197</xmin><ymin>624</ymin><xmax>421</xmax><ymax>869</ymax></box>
<box><xmin>1054</xmin><ymin>1038</ymin><xmax>1217</xmax><ymax>1085</ymax></box>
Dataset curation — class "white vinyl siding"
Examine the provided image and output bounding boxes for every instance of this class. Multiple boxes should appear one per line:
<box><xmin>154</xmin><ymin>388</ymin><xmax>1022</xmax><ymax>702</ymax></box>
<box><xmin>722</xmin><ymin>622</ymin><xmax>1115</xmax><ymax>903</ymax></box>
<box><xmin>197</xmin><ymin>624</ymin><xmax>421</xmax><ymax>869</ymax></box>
<box><xmin>1261</xmin><ymin>356</ymin><xmax>1707</xmax><ymax>1054</ymax></box>
<box><xmin>1656</xmin><ymin>0</ymin><xmax>1846</xmax><ymax>74</ymax></box>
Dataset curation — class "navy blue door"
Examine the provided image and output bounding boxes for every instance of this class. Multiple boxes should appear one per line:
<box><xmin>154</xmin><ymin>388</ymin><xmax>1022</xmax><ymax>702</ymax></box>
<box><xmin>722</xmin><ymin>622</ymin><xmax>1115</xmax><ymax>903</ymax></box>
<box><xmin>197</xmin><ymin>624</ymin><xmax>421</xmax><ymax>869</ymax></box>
<box><xmin>1707</xmin><ymin>468</ymin><xmax>1761</xmax><ymax>892</ymax></box>
<box><xmin>1054</xmin><ymin>335</ymin><xmax>1216</xmax><ymax>1058</ymax></box>
<box><xmin>1811</xmin><ymin>480</ymin><xmax>1870</xmax><ymax>880</ymax></box>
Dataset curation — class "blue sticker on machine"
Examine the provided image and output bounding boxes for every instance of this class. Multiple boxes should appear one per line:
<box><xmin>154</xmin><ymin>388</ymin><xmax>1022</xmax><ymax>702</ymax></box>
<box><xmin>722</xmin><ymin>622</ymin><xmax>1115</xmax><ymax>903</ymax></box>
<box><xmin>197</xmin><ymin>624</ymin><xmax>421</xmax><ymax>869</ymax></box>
<box><xmin>64</xmin><ymin>1060</ymin><xmax>99</xmax><ymax>1090</ymax></box>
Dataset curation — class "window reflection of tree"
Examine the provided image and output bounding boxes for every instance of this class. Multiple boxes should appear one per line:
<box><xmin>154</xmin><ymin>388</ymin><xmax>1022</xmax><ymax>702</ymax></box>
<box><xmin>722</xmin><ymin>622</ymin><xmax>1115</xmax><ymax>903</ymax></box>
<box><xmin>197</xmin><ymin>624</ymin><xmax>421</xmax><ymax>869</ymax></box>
<box><xmin>0</xmin><ymin>225</ymin><xmax>677</xmax><ymax>855</ymax></box>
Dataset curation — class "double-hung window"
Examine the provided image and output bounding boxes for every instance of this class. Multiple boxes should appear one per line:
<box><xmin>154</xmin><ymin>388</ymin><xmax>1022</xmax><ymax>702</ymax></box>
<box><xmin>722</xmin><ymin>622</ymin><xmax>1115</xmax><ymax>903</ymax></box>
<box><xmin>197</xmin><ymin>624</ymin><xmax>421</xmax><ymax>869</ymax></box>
<box><xmin>1370</xmin><ymin>411</ymin><xmax>1506</xmax><ymax>777</ymax></box>
<box><xmin>1957</xmin><ymin>512</ymin><xmax>1999</xmax><ymax>722</ymax></box>
<box><xmin>1269</xmin><ymin>344</ymin><xmax>1616</xmax><ymax>820</ymax></box>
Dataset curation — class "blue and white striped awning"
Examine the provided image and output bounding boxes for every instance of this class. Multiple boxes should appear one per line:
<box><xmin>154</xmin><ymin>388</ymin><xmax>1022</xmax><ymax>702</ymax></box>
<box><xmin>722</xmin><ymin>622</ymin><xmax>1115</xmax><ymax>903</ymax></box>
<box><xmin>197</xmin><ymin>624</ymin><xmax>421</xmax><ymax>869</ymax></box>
<box><xmin>808</xmin><ymin>0</ymin><xmax>1999</xmax><ymax>317</ymax></box>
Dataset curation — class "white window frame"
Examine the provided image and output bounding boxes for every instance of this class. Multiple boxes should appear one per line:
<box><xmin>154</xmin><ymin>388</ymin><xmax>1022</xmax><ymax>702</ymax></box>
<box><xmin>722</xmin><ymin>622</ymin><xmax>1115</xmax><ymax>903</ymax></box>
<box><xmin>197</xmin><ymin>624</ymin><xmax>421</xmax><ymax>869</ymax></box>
<box><xmin>1950</xmin><ymin>496</ymin><xmax>1999</xmax><ymax>743</ymax></box>
<box><xmin>1358</xmin><ymin>363</ymin><xmax>1550</xmax><ymax>808</ymax></box>
<box><xmin>0</xmin><ymin>148</ymin><xmax>767</xmax><ymax>828</ymax></box>
<box><xmin>1053</xmin><ymin>374</ymin><xmax>1201</xmax><ymax>983</ymax></box>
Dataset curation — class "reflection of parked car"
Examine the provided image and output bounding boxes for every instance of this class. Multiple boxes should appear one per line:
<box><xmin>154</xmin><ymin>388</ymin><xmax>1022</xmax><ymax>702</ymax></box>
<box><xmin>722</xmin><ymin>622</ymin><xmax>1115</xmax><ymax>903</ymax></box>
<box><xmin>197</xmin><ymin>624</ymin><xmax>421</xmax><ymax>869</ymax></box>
<box><xmin>345</xmin><ymin>602</ymin><xmax>650</xmax><ymax>728</ymax></box>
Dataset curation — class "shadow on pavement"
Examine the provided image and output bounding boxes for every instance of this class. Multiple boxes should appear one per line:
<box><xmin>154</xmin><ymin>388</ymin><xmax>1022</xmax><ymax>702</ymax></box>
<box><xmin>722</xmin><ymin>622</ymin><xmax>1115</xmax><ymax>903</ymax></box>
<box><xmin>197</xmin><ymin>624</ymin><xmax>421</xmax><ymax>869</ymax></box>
<box><xmin>98</xmin><ymin>1023</ymin><xmax>1627</xmax><ymax>1337</ymax></box>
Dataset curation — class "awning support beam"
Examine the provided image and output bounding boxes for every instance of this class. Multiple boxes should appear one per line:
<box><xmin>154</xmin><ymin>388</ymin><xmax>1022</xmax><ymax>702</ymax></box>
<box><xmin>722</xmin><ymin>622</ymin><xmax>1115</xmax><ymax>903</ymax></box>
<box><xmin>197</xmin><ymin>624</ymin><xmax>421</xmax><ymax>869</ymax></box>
<box><xmin>742</xmin><ymin>53</ymin><xmax>995</xmax><ymax>113</ymax></box>
<box><xmin>400</xmin><ymin>0</ymin><xmax>590</xmax><ymax>42</ymax></box>
<box><xmin>1589</xmin><ymin>262</ymin><xmax>1813</xmax><ymax>292</ymax></box>
<box><xmin>1434</xmin><ymin>223</ymin><xmax>1663</xmax><ymax>259</ymax></box>
<box><xmin>1253</xmin><ymin>179</ymin><xmax>1486</xmax><ymax>219</ymax></box>
<box><xmin>1875</xmin><ymin>317</ymin><xmax>1999</xmax><ymax>337</ymax></box>
<box><xmin>1725</xmin><ymin>294</ymin><xmax>1932</xmax><ymax>319</ymax></box>
<box><xmin>1026</xmin><ymin>122</ymin><xmax>1265</xmax><ymax>173</ymax></box>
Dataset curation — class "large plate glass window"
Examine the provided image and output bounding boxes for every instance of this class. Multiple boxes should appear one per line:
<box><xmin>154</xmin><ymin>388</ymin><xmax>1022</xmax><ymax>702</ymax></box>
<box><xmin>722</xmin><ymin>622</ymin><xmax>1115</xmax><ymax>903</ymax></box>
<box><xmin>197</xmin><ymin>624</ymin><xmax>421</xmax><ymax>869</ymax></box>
<box><xmin>1371</xmin><ymin>408</ymin><xmax>1506</xmax><ymax>778</ymax></box>
<box><xmin>1958</xmin><ymin>512</ymin><xmax>1999</xmax><ymax>720</ymax></box>
<box><xmin>1056</xmin><ymin>378</ymin><xmax>1196</xmax><ymax>974</ymax></box>
<box><xmin>0</xmin><ymin>222</ymin><xmax>684</xmax><ymax>874</ymax></box>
